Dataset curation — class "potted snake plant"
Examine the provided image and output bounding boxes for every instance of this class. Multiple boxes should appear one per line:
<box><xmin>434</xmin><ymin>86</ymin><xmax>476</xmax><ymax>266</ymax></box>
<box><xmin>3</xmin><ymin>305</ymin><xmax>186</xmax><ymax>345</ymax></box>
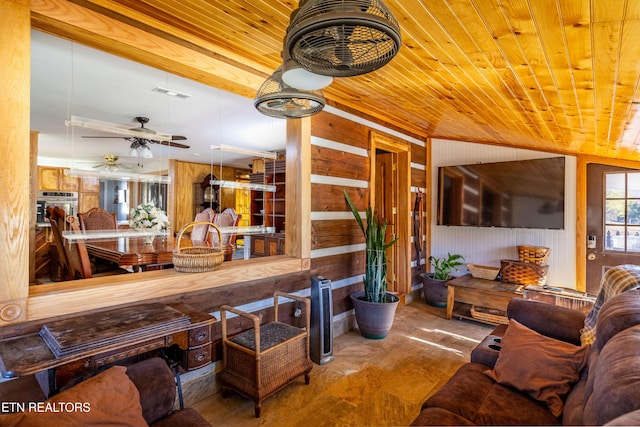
<box><xmin>344</xmin><ymin>190</ymin><xmax>399</xmax><ymax>339</ymax></box>
<box><xmin>420</xmin><ymin>253</ymin><xmax>465</xmax><ymax>307</ymax></box>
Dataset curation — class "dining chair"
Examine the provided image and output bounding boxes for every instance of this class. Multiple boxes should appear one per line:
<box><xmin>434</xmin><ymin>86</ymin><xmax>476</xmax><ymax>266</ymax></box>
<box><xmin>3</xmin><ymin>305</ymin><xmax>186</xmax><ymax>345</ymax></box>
<box><xmin>191</xmin><ymin>209</ymin><xmax>215</xmax><ymax>242</ymax></box>
<box><xmin>77</xmin><ymin>207</ymin><xmax>117</xmax><ymax>231</ymax></box>
<box><xmin>64</xmin><ymin>217</ymin><xmax>94</xmax><ymax>279</ymax></box>
<box><xmin>46</xmin><ymin>206</ymin><xmax>71</xmax><ymax>281</ymax></box>
<box><xmin>64</xmin><ymin>216</ymin><xmax>129</xmax><ymax>279</ymax></box>
<box><xmin>211</xmin><ymin>208</ymin><xmax>241</xmax><ymax>261</ymax></box>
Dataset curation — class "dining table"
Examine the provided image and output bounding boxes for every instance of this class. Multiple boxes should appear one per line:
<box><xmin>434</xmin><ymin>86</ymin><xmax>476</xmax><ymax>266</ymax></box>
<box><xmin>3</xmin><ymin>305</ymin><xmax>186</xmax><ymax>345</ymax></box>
<box><xmin>85</xmin><ymin>235</ymin><xmax>211</xmax><ymax>272</ymax></box>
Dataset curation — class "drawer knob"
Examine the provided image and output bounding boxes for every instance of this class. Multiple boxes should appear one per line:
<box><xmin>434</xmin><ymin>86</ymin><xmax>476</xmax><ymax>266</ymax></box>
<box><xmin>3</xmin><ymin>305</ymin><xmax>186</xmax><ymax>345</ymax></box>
<box><xmin>195</xmin><ymin>331</ymin><xmax>208</xmax><ymax>342</ymax></box>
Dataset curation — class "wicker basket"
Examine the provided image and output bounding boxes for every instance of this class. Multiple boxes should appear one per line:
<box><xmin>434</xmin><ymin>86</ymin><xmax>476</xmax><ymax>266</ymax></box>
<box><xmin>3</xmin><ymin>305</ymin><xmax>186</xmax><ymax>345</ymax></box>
<box><xmin>470</xmin><ymin>306</ymin><xmax>509</xmax><ymax>325</ymax></box>
<box><xmin>517</xmin><ymin>245</ymin><xmax>550</xmax><ymax>265</ymax></box>
<box><xmin>173</xmin><ymin>221</ymin><xmax>224</xmax><ymax>273</ymax></box>
<box><xmin>500</xmin><ymin>259</ymin><xmax>548</xmax><ymax>286</ymax></box>
<box><xmin>467</xmin><ymin>263</ymin><xmax>500</xmax><ymax>280</ymax></box>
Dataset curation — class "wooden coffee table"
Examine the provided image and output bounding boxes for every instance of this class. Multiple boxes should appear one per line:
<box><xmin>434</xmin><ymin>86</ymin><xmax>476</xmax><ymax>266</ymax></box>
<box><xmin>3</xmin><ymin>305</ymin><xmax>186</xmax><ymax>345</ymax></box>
<box><xmin>446</xmin><ymin>274</ymin><xmax>524</xmax><ymax>324</ymax></box>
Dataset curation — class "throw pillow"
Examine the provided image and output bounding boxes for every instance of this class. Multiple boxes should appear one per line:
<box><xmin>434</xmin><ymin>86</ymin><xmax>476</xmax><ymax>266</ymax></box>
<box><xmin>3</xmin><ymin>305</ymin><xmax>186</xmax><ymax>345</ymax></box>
<box><xmin>0</xmin><ymin>365</ymin><xmax>147</xmax><ymax>426</ymax></box>
<box><xmin>485</xmin><ymin>318</ymin><xmax>588</xmax><ymax>417</ymax></box>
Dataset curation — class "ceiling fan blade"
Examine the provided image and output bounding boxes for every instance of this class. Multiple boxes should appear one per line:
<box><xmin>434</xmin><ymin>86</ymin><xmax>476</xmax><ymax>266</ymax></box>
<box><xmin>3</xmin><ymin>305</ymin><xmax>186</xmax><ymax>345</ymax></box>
<box><xmin>67</xmin><ymin>116</ymin><xmax>171</xmax><ymax>141</ymax></box>
<box><xmin>172</xmin><ymin>135</ymin><xmax>187</xmax><ymax>141</ymax></box>
<box><xmin>81</xmin><ymin>136</ymin><xmax>125</xmax><ymax>139</ymax></box>
<box><xmin>156</xmin><ymin>140</ymin><xmax>190</xmax><ymax>149</ymax></box>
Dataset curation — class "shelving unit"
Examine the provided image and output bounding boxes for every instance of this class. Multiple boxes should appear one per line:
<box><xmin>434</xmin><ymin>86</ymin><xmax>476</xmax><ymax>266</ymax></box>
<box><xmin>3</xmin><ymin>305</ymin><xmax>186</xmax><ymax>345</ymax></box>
<box><xmin>250</xmin><ymin>160</ymin><xmax>285</xmax><ymax>233</ymax></box>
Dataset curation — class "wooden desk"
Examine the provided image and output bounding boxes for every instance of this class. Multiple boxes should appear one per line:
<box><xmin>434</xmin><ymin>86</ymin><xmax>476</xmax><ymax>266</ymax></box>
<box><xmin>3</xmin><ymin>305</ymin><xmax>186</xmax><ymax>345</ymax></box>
<box><xmin>0</xmin><ymin>303</ymin><xmax>215</xmax><ymax>396</ymax></box>
<box><xmin>446</xmin><ymin>275</ymin><xmax>524</xmax><ymax>324</ymax></box>
<box><xmin>85</xmin><ymin>236</ymin><xmax>210</xmax><ymax>271</ymax></box>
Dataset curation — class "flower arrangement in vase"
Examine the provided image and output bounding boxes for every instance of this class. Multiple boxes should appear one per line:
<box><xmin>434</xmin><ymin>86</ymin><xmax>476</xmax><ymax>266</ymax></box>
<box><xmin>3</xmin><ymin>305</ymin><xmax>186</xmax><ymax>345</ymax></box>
<box><xmin>129</xmin><ymin>202</ymin><xmax>169</xmax><ymax>243</ymax></box>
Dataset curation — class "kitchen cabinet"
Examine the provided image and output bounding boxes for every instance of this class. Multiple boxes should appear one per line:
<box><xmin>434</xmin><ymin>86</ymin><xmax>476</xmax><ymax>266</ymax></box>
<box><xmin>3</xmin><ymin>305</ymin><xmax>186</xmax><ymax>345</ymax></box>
<box><xmin>38</xmin><ymin>166</ymin><xmax>79</xmax><ymax>192</ymax></box>
<box><xmin>79</xmin><ymin>177</ymin><xmax>100</xmax><ymax>213</ymax></box>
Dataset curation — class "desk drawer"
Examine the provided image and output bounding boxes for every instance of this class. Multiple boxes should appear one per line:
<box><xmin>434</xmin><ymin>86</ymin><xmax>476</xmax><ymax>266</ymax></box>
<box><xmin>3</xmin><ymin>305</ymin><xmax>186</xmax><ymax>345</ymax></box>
<box><xmin>182</xmin><ymin>343</ymin><xmax>212</xmax><ymax>370</ymax></box>
<box><xmin>188</xmin><ymin>325</ymin><xmax>211</xmax><ymax>347</ymax></box>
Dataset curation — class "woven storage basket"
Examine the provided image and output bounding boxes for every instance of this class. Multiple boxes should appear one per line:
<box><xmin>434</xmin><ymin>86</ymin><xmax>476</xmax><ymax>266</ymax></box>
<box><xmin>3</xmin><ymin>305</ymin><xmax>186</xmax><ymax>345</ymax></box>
<box><xmin>173</xmin><ymin>221</ymin><xmax>224</xmax><ymax>273</ymax></box>
<box><xmin>500</xmin><ymin>259</ymin><xmax>548</xmax><ymax>286</ymax></box>
<box><xmin>470</xmin><ymin>306</ymin><xmax>509</xmax><ymax>325</ymax></box>
<box><xmin>517</xmin><ymin>245</ymin><xmax>550</xmax><ymax>265</ymax></box>
<box><xmin>467</xmin><ymin>263</ymin><xmax>500</xmax><ymax>280</ymax></box>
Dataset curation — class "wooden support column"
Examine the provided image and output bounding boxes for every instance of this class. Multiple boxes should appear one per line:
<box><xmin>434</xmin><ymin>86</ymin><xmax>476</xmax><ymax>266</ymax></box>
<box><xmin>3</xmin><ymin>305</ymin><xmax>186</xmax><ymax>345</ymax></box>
<box><xmin>285</xmin><ymin>118</ymin><xmax>311</xmax><ymax>269</ymax></box>
<box><xmin>0</xmin><ymin>0</ymin><xmax>30</xmax><ymax>324</ymax></box>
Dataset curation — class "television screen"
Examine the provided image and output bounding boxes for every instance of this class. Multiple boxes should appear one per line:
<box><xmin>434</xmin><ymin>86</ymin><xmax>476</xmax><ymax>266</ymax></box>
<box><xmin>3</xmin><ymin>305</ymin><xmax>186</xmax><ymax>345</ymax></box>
<box><xmin>437</xmin><ymin>157</ymin><xmax>565</xmax><ymax>229</ymax></box>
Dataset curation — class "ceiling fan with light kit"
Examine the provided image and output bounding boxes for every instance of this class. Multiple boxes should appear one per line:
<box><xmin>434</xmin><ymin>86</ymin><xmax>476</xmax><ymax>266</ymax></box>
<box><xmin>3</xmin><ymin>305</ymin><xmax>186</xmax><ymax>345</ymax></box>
<box><xmin>91</xmin><ymin>154</ymin><xmax>131</xmax><ymax>172</ymax></box>
<box><xmin>67</xmin><ymin>116</ymin><xmax>190</xmax><ymax>159</ymax></box>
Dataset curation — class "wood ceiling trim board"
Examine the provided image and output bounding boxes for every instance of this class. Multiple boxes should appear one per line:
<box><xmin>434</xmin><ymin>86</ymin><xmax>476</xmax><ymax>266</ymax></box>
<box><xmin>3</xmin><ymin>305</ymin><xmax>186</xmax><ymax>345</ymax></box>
<box><xmin>592</xmin><ymin>0</ymin><xmax>629</xmax><ymax>23</ymax></box>
<box><xmin>434</xmin><ymin>0</ymin><xmax>549</xmax><ymax>141</ymax></box>
<box><xmin>591</xmin><ymin>21</ymin><xmax>624</xmax><ymax>147</ymax></box>
<box><xmin>396</xmin><ymin>38</ymin><xmax>523</xmax><ymax>141</ymax></box>
<box><xmin>396</xmin><ymin>2</ymin><xmax>528</xmax><ymax>139</ymax></box>
<box><xmin>489</xmin><ymin>34</ymin><xmax>565</xmax><ymax>147</ymax></box>
<box><xmin>476</xmin><ymin>20</ymin><xmax>563</xmax><ymax>145</ymax></box>
<box><xmin>526</xmin><ymin>0</ymin><xmax>578</xmax><ymax>142</ymax></box>
<box><xmin>67</xmin><ymin>0</ymin><xmax>274</xmax><ymax>76</ymax></box>
<box><xmin>30</xmin><ymin>0</ymin><xmax>264</xmax><ymax>99</ymax></box>
<box><xmin>608</xmin><ymin>21</ymin><xmax>640</xmax><ymax>147</ymax></box>
<box><xmin>439</xmin><ymin>5</ymin><xmax>552</xmax><ymax>143</ymax></box>
<box><xmin>548</xmin><ymin>0</ymin><xmax>590</xmax><ymax>135</ymax></box>
<box><xmin>114</xmin><ymin>0</ymin><xmax>288</xmax><ymax>58</ymax></box>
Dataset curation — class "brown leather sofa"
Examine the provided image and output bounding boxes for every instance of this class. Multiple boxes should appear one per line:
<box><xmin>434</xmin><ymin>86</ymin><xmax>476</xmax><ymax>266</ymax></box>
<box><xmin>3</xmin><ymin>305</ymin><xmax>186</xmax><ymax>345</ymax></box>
<box><xmin>0</xmin><ymin>357</ymin><xmax>211</xmax><ymax>426</ymax></box>
<box><xmin>412</xmin><ymin>291</ymin><xmax>640</xmax><ymax>425</ymax></box>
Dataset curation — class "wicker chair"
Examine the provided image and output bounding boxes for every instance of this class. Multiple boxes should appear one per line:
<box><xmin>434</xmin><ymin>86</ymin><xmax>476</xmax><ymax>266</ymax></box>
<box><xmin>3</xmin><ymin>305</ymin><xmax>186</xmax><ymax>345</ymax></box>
<box><xmin>219</xmin><ymin>291</ymin><xmax>313</xmax><ymax>417</ymax></box>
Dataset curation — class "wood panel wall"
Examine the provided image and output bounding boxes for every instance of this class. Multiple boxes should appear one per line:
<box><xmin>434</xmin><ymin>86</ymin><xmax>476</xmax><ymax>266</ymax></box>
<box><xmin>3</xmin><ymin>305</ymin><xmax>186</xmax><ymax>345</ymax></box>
<box><xmin>170</xmin><ymin>160</ymin><xmax>243</xmax><ymax>233</ymax></box>
<box><xmin>309</xmin><ymin>111</ymin><xmax>428</xmax><ymax>317</ymax></box>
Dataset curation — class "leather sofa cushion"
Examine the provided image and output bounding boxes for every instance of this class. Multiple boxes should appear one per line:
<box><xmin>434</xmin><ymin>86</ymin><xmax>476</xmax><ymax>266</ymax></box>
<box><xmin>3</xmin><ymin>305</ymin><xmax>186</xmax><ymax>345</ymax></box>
<box><xmin>561</xmin><ymin>369</ymin><xmax>588</xmax><ymax>426</ymax></box>
<box><xmin>594</xmin><ymin>290</ymin><xmax>640</xmax><ymax>351</ymax></box>
<box><xmin>411</xmin><ymin>407</ymin><xmax>475</xmax><ymax>426</ymax></box>
<box><xmin>422</xmin><ymin>363</ymin><xmax>560</xmax><ymax>425</ymax></box>
<box><xmin>0</xmin><ymin>366</ymin><xmax>147</xmax><ymax>427</ymax></box>
<box><xmin>584</xmin><ymin>325</ymin><xmax>640</xmax><ymax>425</ymax></box>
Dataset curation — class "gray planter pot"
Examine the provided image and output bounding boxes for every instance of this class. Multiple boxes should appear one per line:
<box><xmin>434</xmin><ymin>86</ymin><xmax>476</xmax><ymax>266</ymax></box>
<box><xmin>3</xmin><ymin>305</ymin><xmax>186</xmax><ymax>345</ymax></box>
<box><xmin>420</xmin><ymin>272</ymin><xmax>450</xmax><ymax>307</ymax></box>
<box><xmin>350</xmin><ymin>291</ymin><xmax>399</xmax><ymax>339</ymax></box>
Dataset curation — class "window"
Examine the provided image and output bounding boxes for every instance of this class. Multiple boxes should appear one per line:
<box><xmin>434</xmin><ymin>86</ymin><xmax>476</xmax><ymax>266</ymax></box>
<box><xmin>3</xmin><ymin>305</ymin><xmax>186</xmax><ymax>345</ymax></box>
<box><xmin>604</xmin><ymin>172</ymin><xmax>640</xmax><ymax>251</ymax></box>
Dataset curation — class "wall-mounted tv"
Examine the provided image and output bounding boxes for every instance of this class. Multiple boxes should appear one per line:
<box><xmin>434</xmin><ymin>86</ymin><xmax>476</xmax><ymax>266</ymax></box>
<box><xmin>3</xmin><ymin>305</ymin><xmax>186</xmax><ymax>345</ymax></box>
<box><xmin>437</xmin><ymin>157</ymin><xmax>565</xmax><ymax>229</ymax></box>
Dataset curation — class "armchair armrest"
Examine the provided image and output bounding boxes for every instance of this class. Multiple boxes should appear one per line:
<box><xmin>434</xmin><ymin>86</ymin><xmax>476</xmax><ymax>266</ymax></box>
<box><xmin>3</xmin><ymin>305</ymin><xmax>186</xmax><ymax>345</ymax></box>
<box><xmin>507</xmin><ymin>298</ymin><xmax>585</xmax><ymax>345</ymax></box>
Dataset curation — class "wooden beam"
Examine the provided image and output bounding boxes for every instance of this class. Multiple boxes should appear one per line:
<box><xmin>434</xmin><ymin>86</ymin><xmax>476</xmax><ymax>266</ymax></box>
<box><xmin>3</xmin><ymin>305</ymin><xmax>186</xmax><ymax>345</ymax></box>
<box><xmin>30</xmin><ymin>0</ymin><xmax>265</xmax><ymax>100</ymax></box>
<box><xmin>0</xmin><ymin>0</ymin><xmax>30</xmax><ymax>324</ymax></box>
<box><xmin>285</xmin><ymin>118</ymin><xmax>311</xmax><ymax>268</ymax></box>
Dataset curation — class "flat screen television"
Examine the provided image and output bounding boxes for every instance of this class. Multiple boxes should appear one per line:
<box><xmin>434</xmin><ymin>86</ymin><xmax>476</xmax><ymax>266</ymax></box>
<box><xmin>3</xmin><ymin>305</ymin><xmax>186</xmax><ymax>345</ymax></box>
<box><xmin>437</xmin><ymin>157</ymin><xmax>565</xmax><ymax>229</ymax></box>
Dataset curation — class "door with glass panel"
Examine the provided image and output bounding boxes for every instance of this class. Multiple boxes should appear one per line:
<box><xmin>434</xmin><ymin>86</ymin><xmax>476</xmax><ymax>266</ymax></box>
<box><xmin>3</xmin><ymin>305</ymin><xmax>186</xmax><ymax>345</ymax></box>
<box><xmin>586</xmin><ymin>164</ymin><xmax>640</xmax><ymax>294</ymax></box>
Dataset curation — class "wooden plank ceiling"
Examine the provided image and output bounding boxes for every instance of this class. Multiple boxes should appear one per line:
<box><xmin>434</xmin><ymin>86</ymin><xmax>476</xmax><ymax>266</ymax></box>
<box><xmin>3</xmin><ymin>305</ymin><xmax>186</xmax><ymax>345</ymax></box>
<box><xmin>30</xmin><ymin>0</ymin><xmax>640</xmax><ymax>160</ymax></box>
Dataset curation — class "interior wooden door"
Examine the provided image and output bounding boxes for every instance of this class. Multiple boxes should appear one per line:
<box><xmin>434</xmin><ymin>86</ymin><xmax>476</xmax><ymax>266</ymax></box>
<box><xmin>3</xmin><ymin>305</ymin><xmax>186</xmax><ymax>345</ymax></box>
<box><xmin>375</xmin><ymin>150</ymin><xmax>397</xmax><ymax>292</ymax></box>
<box><xmin>586</xmin><ymin>163</ymin><xmax>640</xmax><ymax>294</ymax></box>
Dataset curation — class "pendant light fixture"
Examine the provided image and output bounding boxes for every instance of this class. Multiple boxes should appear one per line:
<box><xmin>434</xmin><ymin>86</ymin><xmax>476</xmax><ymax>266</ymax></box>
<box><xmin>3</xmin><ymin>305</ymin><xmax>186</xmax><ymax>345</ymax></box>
<box><xmin>282</xmin><ymin>48</ymin><xmax>333</xmax><ymax>90</ymax></box>
<box><xmin>285</xmin><ymin>0</ymin><xmax>402</xmax><ymax>77</ymax></box>
<box><xmin>254</xmin><ymin>66</ymin><xmax>325</xmax><ymax>119</ymax></box>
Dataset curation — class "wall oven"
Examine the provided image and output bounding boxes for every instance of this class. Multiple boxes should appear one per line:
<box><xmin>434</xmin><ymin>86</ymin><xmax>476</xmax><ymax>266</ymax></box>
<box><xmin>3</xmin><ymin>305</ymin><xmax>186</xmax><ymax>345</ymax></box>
<box><xmin>37</xmin><ymin>191</ymin><xmax>79</xmax><ymax>223</ymax></box>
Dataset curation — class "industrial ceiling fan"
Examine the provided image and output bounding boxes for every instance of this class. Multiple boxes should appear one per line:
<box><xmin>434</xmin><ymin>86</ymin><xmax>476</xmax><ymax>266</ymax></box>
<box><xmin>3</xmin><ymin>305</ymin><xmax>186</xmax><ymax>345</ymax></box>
<box><xmin>78</xmin><ymin>116</ymin><xmax>190</xmax><ymax>149</ymax></box>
